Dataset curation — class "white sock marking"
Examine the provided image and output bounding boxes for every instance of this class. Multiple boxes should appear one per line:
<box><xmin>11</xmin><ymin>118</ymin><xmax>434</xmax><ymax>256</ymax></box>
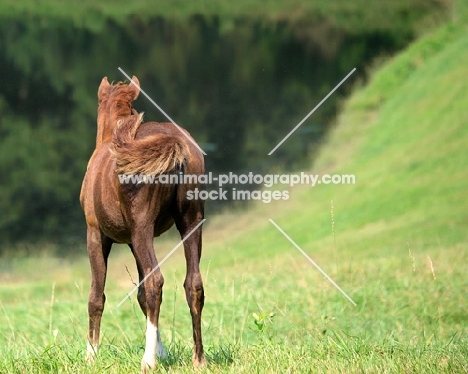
<box><xmin>86</xmin><ymin>341</ymin><xmax>98</xmax><ymax>362</ymax></box>
<box><xmin>142</xmin><ymin>318</ymin><xmax>166</xmax><ymax>370</ymax></box>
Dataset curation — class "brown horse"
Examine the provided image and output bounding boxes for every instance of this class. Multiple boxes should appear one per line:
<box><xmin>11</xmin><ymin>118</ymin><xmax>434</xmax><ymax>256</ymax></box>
<box><xmin>80</xmin><ymin>76</ymin><xmax>206</xmax><ymax>372</ymax></box>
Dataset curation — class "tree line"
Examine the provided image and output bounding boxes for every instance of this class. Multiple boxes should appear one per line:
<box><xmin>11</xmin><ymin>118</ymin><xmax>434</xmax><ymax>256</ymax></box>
<box><xmin>0</xmin><ymin>6</ymin><xmax>448</xmax><ymax>248</ymax></box>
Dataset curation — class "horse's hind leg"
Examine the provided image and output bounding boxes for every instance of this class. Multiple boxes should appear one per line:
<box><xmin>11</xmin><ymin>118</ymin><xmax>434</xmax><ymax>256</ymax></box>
<box><xmin>129</xmin><ymin>244</ymin><xmax>148</xmax><ymax>317</ymax></box>
<box><xmin>131</xmin><ymin>231</ymin><xmax>167</xmax><ymax>372</ymax></box>
<box><xmin>86</xmin><ymin>228</ymin><xmax>112</xmax><ymax>361</ymax></box>
<box><xmin>176</xmin><ymin>217</ymin><xmax>206</xmax><ymax>367</ymax></box>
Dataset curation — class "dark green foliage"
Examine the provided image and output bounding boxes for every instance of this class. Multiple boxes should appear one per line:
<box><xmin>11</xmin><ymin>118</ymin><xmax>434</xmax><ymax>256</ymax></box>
<box><xmin>0</xmin><ymin>1</ymin><xmax>450</xmax><ymax>248</ymax></box>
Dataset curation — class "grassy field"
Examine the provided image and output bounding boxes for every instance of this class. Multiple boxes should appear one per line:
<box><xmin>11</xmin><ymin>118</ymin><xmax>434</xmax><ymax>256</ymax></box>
<box><xmin>1</xmin><ymin>18</ymin><xmax>468</xmax><ymax>374</ymax></box>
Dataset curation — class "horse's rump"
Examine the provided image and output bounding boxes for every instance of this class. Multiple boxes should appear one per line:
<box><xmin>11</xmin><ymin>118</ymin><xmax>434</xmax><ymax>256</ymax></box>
<box><xmin>111</xmin><ymin>113</ymin><xmax>190</xmax><ymax>176</ymax></box>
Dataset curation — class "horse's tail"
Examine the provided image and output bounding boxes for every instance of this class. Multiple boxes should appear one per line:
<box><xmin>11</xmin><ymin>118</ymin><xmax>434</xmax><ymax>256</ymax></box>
<box><xmin>111</xmin><ymin>112</ymin><xmax>189</xmax><ymax>176</ymax></box>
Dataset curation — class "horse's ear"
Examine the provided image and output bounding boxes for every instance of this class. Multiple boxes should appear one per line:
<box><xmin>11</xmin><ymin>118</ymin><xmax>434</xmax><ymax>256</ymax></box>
<box><xmin>129</xmin><ymin>75</ymin><xmax>140</xmax><ymax>100</ymax></box>
<box><xmin>98</xmin><ymin>77</ymin><xmax>110</xmax><ymax>101</ymax></box>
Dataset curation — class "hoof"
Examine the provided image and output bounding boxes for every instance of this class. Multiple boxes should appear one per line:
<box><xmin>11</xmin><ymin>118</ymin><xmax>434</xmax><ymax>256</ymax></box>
<box><xmin>192</xmin><ymin>354</ymin><xmax>207</xmax><ymax>369</ymax></box>
<box><xmin>141</xmin><ymin>359</ymin><xmax>156</xmax><ymax>373</ymax></box>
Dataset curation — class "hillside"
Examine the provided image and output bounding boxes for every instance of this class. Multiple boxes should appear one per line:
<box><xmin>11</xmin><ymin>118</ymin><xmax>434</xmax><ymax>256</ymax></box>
<box><xmin>203</xmin><ymin>22</ymin><xmax>468</xmax><ymax>265</ymax></box>
<box><xmin>194</xmin><ymin>19</ymin><xmax>468</xmax><ymax>370</ymax></box>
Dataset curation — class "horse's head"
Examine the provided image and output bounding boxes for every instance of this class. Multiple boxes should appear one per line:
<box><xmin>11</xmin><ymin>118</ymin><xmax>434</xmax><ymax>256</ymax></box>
<box><xmin>96</xmin><ymin>76</ymin><xmax>140</xmax><ymax>147</ymax></box>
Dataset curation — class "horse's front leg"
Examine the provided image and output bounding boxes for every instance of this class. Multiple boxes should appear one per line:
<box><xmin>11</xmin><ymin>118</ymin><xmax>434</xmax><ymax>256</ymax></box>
<box><xmin>86</xmin><ymin>228</ymin><xmax>112</xmax><ymax>362</ymax></box>
<box><xmin>131</xmin><ymin>231</ymin><xmax>167</xmax><ymax>373</ymax></box>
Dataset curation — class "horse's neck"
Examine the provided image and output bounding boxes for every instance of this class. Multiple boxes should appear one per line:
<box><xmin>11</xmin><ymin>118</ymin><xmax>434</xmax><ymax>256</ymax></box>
<box><xmin>95</xmin><ymin>121</ymin><xmax>114</xmax><ymax>147</ymax></box>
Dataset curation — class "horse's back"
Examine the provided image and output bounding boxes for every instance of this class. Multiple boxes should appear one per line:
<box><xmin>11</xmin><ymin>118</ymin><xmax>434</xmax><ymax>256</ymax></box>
<box><xmin>136</xmin><ymin>121</ymin><xmax>205</xmax><ymax>174</ymax></box>
<box><xmin>135</xmin><ymin>121</ymin><xmax>175</xmax><ymax>139</ymax></box>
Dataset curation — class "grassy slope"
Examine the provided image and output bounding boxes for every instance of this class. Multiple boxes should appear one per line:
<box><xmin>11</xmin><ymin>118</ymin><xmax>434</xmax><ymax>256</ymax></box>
<box><xmin>1</xmin><ymin>20</ymin><xmax>468</xmax><ymax>374</ymax></box>
<box><xmin>204</xmin><ymin>22</ymin><xmax>468</xmax><ymax>266</ymax></box>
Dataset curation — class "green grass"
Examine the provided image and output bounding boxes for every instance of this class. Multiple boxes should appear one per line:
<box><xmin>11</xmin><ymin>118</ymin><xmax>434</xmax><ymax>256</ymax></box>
<box><xmin>2</xmin><ymin>17</ymin><xmax>468</xmax><ymax>374</ymax></box>
<box><xmin>0</xmin><ymin>0</ymin><xmax>450</xmax><ymax>35</ymax></box>
<box><xmin>1</xmin><ymin>246</ymin><xmax>467</xmax><ymax>372</ymax></box>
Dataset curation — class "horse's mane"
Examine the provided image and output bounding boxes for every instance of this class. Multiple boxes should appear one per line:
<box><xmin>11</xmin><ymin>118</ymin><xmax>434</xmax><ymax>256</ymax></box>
<box><xmin>108</xmin><ymin>83</ymin><xmax>135</xmax><ymax>118</ymax></box>
<box><xmin>96</xmin><ymin>81</ymin><xmax>137</xmax><ymax>146</ymax></box>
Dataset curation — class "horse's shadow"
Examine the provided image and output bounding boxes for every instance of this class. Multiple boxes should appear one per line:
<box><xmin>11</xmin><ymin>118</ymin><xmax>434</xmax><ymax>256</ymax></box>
<box><xmin>159</xmin><ymin>343</ymin><xmax>236</xmax><ymax>369</ymax></box>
